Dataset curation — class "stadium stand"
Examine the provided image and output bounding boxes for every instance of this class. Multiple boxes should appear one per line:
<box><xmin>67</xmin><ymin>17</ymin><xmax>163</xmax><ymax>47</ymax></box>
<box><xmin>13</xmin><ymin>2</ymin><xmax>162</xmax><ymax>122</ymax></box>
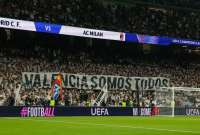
<box><xmin>0</xmin><ymin>0</ymin><xmax>200</xmax><ymax>108</ymax></box>
<box><xmin>1</xmin><ymin>1</ymin><xmax>200</xmax><ymax>135</ymax></box>
<box><xmin>0</xmin><ymin>36</ymin><xmax>200</xmax><ymax>107</ymax></box>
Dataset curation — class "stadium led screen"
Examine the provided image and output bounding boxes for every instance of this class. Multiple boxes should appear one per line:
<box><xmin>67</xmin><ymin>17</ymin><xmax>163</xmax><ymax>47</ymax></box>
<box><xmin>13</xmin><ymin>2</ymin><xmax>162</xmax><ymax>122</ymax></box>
<box><xmin>0</xmin><ymin>17</ymin><xmax>200</xmax><ymax>46</ymax></box>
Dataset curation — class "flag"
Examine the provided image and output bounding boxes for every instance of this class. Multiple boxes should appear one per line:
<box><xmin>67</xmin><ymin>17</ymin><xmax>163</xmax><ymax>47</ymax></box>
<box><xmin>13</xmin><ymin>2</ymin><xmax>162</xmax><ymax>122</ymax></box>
<box><xmin>51</xmin><ymin>74</ymin><xmax>63</xmax><ymax>101</ymax></box>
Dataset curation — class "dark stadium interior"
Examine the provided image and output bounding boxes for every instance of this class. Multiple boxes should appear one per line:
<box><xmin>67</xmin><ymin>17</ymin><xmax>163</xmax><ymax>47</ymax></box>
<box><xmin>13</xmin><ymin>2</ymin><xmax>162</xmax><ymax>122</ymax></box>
<box><xmin>0</xmin><ymin>0</ymin><xmax>200</xmax><ymax>109</ymax></box>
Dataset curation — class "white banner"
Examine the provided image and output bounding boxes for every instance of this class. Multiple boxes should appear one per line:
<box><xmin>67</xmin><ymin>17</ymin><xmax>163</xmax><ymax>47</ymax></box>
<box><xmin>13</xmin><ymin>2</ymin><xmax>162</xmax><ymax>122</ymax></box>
<box><xmin>22</xmin><ymin>72</ymin><xmax>170</xmax><ymax>91</ymax></box>
<box><xmin>0</xmin><ymin>17</ymin><xmax>35</xmax><ymax>31</ymax></box>
<box><xmin>60</xmin><ymin>26</ymin><xmax>125</xmax><ymax>41</ymax></box>
<box><xmin>0</xmin><ymin>17</ymin><xmax>125</xmax><ymax>41</ymax></box>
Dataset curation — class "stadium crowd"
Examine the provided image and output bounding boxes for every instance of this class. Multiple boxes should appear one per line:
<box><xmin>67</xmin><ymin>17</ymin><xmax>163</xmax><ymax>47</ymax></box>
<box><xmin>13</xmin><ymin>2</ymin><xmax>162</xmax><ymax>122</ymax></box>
<box><xmin>0</xmin><ymin>0</ymin><xmax>199</xmax><ymax>40</ymax></box>
<box><xmin>0</xmin><ymin>0</ymin><xmax>200</xmax><ymax>108</ymax></box>
<box><xmin>125</xmin><ymin>0</ymin><xmax>200</xmax><ymax>9</ymax></box>
<box><xmin>0</xmin><ymin>43</ymin><xmax>200</xmax><ymax>108</ymax></box>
